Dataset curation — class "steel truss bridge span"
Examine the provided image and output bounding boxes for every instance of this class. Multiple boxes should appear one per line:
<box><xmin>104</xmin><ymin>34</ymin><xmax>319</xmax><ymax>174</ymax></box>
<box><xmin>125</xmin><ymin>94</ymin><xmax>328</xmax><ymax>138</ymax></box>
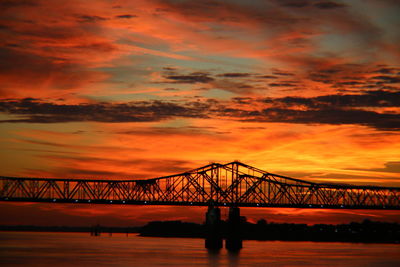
<box><xmin>1</xmin><ymin>162</ymin><xmax>399</xmax><ymax>210</ymax></box>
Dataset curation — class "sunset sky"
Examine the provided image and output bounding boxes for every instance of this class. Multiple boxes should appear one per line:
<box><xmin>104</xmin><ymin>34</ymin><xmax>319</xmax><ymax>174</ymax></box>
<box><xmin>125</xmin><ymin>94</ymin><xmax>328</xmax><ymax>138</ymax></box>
<box><xmin>1</xmin><ymin>0</ymin><xmax>400</xmax><ymax>226</ymax></box>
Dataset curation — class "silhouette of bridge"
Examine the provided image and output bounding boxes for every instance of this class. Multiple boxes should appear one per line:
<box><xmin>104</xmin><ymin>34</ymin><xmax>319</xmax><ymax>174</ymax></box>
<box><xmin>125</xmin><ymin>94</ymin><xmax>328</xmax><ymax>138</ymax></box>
<box><xmin>1</xmin><ymin>161</ymin><xmax>399</xmax><ymax>210</ymax></box>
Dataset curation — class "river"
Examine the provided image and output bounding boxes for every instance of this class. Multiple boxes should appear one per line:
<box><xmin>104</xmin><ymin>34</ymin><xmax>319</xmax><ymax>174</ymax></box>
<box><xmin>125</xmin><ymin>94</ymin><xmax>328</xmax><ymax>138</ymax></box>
<box><xmin>0</xmin><ymin>232</ymin><xmax>399</xmax><ymax>266</ymax></box>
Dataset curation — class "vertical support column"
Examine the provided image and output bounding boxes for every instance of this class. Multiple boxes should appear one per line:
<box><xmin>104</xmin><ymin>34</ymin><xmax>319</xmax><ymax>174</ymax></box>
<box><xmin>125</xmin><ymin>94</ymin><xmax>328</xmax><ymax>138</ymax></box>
<box><xmin>205</xmin><ymin>205</ymin><xmax>223</xmax><ymax>250</ymax></box>
<box><xmin>91</xmin><ymin>224</ymin><xmax>101</xmax><ymax>236</ymax></box>
<box><xmin>225</xmin><ymin>207</ymin><xmax>242</xmax><ymax>251</ymax></box>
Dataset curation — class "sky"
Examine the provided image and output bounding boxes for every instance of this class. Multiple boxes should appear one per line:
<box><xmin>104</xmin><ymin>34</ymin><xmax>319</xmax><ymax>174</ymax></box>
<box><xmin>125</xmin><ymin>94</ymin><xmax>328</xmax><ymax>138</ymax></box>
<box><xmin>0</xmin><ymin>0</ymin><xmax>400</xmax><ymax>226</ymax></box>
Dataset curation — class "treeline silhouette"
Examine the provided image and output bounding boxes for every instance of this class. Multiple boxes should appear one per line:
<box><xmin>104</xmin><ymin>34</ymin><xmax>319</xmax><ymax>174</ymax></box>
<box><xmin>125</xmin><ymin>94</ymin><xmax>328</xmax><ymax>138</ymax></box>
<box><xmin>139</xmin><ymin>219</ymin><xmax>400</xmax><ymax>243</ymax></box>
<box><xmin>1</xmin><ymin>219</ymin><xmax>399</xmax><ymax>243</ymax></box>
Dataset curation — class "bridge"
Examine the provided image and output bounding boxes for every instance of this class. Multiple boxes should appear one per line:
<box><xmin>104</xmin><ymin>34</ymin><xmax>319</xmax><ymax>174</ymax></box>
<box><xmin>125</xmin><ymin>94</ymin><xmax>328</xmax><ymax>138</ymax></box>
<box><xmin>2</xmin><ymin>161</ymin><xmax>399</xmax><ymax>250</ymax></box>
<box><xmin>1</xmin><ymin>161</ymin><xmax>399</xmax><ymax>209</ymax></box>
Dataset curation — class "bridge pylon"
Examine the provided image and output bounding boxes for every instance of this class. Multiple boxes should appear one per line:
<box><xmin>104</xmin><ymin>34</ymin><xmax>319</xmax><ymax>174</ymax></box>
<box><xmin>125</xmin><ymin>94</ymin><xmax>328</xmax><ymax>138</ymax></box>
<box><xmin>205</xmin><ymin>205</ymin><xmax>223</xmax><ymax>250</ymax></box>
<box><xmin>225</xmin><ymin>207</ymin><xmax>242</xmax><ymax>251</ymax></box>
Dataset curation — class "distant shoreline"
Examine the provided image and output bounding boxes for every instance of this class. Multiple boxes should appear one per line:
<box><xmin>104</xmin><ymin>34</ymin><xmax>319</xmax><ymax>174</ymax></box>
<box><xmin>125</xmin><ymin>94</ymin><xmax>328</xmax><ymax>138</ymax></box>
<box><xmin>0</xmin><ymin>225</ymin><xmax>140</xmax><ymax>234</ymax></box>
<box><xmin>1</xmin><ymin>219</ymin><xmax>399</xmax><ymax>244</ymax></box>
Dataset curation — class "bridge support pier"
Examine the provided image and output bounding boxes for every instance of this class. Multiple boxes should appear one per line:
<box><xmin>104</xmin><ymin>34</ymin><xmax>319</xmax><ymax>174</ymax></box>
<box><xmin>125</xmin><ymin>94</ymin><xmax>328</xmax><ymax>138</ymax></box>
<box><xmin>90</xmin><ymin>224</ymin><xmax>101</xmax><ymax>236</ymax></box>
<box><xmin>205</xmin><ymin>205</ymin><xmax>223</xmax><ymax>250</ymax></box>
<box><xmin>225</xmin><ymin>207</ymin><xmax>242</xmax><ymax>251</ymax></box>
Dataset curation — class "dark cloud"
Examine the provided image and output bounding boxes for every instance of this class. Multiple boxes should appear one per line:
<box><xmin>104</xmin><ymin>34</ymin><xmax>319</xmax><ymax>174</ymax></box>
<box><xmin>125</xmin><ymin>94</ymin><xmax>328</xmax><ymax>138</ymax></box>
<box><xmin>163</xmin><ymin>66</ymin><xmax>177</xmax><ymax>71</ymax></box>
<box><xmin>313</xmin><ymin>1</ymin><xmax>346</xmax><ymax>9</ymax></box>
<box><xmin>269</xmin><ymin>83</ymin><xmax>297</xmax><ymax>87</ymax></box>
<box><xmin>371</xmin><ymin>75</ymin><xmax>400</xmax><ymax>84</ymax></box>
<box><xmin>258</xmin><ymin>75</ymin><xmax>278</xmax><ymax>79</ymax></box>
<box><xmin>252</xmin><ymin>108</ymin><xmax>400</xmax><ymax>131</ymax></box>
<box><xmin>272</xmin><ymin>71</ymin><xmax>294</xmax><ymax>76</ymax></box>
<box><xmin>236</xmin><ymin>90</ymin><xmax>399</xmax><ymax>130</ymax></box>
<box><xmin>307</xmin><ymin>64</ymin><xmax>400</xmax><ymax>90</ymax></box>
<box><xmin>217</xmin><ymin>73</ymin><xmax>251</xmax><ymax>78</ymax></box>
<box><xmin>264</xmin><ymin>90</ymin><xmax>400</xmax><ymax>108</ymax></box>
<box><xmin>374</xmin><ymin>68</ymin><xmax>399</xmax><ymax>74</ymax></box>
<box><xmin>281</xmin><ymin>1</ymin><xmax>310</xmax><ymax>8</ymax></box>
<box><xmin>76</xmin><ymin>15</ymin><xmax>108</xmax><ymax>23</ymax></box>
<box><xmin>163</xmin><ymin>72</ymin><xmax>214</xmax><ymax>84</ymax></box>
<box><xmin>160</xmin><ymin>69</ymin><xmax>259</xmax><ymax>93</ymax></box>
<box><xmin>0</xmin><ymin>0</ymin><xmax>37</xmax><ymax>8</ymax></box>
<box><xmin>335</xmin><ymin>81</ymin><xmax>363</xmax><ymax>86</ymax></box>
<box><xmin>1</xmin><ymin>90</ymin><xmax>400</xmax><ymax>131</ymax></box>
<box><xmin>0</xmin><ymin>24</ymin><xmax>11</xmax><ymax>31</ymax></box>
<box><xmin>115</xmin><ymin>14</ymin><xmax>137</xmax><ymax>19</ymax></box>
<box><xmin>238</xmin><ymin>126</ymin><xmax>266</xmax><ymax>130</ymax></box>
<box><xmin>232</xmin><ymin>97</ymin><xmax>254</xmax><ymax>104</ymax></box>
<box><xmin>0</xmin><ymin>98</ymin><xmax>211</xmax><ymax>123</ymax></box>
<box><xmin>308</xmin><ymin>173</ymin><xmax>400</xmax><ymax>187</ymax></box>
<box><xmin>352</xmin><ymin>162</ymin><xmax>400</xmax><ymax>174</ymax></box>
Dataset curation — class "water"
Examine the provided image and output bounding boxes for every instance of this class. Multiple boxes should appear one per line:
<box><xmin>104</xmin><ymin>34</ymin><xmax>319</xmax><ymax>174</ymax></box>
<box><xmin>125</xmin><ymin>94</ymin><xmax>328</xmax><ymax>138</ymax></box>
<box><xmin>0</xmin><ymin>232</ymin><xmax>399</xmax><ymax>266</ymax></box>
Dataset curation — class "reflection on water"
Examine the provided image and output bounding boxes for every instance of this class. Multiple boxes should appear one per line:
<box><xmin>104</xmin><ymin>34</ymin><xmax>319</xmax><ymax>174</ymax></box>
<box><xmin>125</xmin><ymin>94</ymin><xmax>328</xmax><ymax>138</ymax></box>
<box><xmin>227</xmin><ymin>250</ymin><xmax>240</xmax><ymax>267</ymax></box>
<box><xmin>0</xmin><ymin>232</ymin><xmax>399</xmax><ymax>266</ymax></box>
<box><xmin>207</xmin><ymin>249</ymin><xmax>240</xmax><ymax>267</ymax></box>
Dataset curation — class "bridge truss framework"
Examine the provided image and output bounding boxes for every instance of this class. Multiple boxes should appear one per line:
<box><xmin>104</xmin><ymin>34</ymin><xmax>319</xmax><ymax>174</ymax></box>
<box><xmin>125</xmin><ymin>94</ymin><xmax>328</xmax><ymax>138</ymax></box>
<box><xmin>1</xmin><ymin>162</ymin><xmax>399</xmax><ymax>210</ymax></box>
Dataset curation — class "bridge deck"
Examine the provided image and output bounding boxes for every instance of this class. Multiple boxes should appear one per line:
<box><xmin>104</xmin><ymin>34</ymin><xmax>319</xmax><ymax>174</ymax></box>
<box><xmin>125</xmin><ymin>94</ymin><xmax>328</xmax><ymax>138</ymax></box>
<box><xmin>1</xmin><ymin>162</ymin><xmax>399</xmax><ymax>210</ymax></box>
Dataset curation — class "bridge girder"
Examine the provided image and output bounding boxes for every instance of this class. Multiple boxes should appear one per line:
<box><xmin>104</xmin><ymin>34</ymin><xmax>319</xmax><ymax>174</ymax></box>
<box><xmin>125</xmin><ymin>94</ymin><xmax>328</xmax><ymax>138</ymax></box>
<box><xmin>1</xmin><ymin>162</ymin><xmax>399</xmax><ymax>210</ymax></box>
